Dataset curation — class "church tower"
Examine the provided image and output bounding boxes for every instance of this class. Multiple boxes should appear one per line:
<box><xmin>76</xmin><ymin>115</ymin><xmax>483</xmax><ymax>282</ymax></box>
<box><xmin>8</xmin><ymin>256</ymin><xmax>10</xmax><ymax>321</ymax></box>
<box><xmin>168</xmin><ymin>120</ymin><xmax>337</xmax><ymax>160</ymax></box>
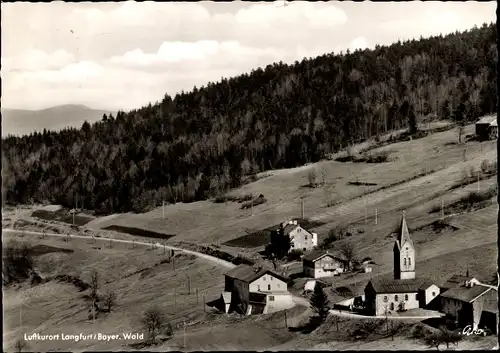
<box><xmin>393</xmin><ymin>211</ymin><xmax>416</xmax><ymax>280</ymax></box>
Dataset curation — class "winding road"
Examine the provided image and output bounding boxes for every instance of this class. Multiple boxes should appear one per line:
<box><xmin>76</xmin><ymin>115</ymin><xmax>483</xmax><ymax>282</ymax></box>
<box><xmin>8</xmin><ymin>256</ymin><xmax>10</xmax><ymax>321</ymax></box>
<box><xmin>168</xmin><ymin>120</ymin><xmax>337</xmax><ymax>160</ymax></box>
<box><xmin>3</xmin><ymin>228</ymin><xmax>452</xmax><ymax>319</ymax></box>
<box><xmin>3</xmin><ymin>228</ymin><xmax>310</xmax><ymax>308</ymax></box>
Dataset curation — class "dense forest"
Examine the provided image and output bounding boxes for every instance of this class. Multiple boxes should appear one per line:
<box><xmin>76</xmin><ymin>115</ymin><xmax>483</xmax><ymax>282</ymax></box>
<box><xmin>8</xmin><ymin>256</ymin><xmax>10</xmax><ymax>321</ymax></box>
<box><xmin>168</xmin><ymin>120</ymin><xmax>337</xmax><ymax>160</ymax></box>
<box><xmin>2</xmin><ymin>23</ymin><xmax>497</xmax><ymax>214</ymax></box>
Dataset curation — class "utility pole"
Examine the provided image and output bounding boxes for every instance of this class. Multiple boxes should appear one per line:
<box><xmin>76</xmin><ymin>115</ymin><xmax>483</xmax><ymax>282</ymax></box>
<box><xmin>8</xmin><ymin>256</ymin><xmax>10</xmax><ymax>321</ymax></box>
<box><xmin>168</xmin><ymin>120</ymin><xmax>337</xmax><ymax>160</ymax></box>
<box><xmin>375</xmin><ymin>208</ymin><xmax>378</xmax><ymax>225</ymax></box>
<box><xmin>284</xmin><ymin>311</ymin><xmax>288</xmax><ymax>328</ymax></box>
<box><xmin>441</xmin><ymin>199</ymin><xmax>444</xmax><ymax>220</ymax></box>
<box><xmin>196</xmin><ymin>288</ymin><xmax>199</xmax><ymax>304</ymax></box>
<box><xmin>301</xmin><ymin>197</ymin><xmax>305</xmax><ymax>220</ymax></box>
<box><xmin>203</xmin><ymin>294</ymin><xmax>206</xmax><ymax>313</ymax></box>
<box><xmin>162</xmin><ymin>201</ymin><xmax>165</xmax><ymax>220</ymax></box>
<box><xmin>251</xmin><ymin>200</ymin><xmax>253</xmax><ymax>217</ymax></box>
<box><xmin>477</xmin><ymin>173</ymin><xmax>480</xmax><ymax>192</ymax></box>
<box><xmin>364</xmin><ymin>197</ymin><xmax>367</xmax><ymax>224</ymax></box>
<box><xmin>186</xmin><ymin>274</ymin><xmax>191</xmax><ymax>295</ymax></box>
<box><xmin>183</xmin><ymin>321</ymin><xmax>186</xmax><ymax>348</ymax></box>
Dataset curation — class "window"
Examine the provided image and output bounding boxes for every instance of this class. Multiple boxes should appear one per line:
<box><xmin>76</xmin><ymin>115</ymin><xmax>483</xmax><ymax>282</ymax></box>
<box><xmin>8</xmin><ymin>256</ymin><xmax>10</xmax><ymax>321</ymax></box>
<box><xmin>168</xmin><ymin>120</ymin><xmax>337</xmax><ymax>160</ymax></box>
<box><xmin>257</xmin><ymin>285</ymin><xmax>261</xmax><ymax>291</ymax></box>
<box><xmin>298</xmin><ymin>228</ymin><xmax>301</xmax><ymax>232</ymax></box>
<box><xmin>415</xmin><ymin>294</ymin><xmax>418</xmax><ymax>300</ymax></box>
<box><xmin>268</xmin><ymin>284</ymin><xmax>271</xmax><ymax>291</ymax></box>
<box><xmin>263</xmin><ymin>276</ymin><xmax>266</xmax><ymax>281</ymax></box>
<box><xmin>383</xmin><ymin>296</ymin><xmax>388</xmax><ymax>302</ymax></box>
<box><xmin>432</xmin><ymin>292</ymin><xmax>436</xmax><ymax>297</ymax></box>
<box><xmin>405</xmin><ymin>294</ymin><xmax>408</xmax><ymax>301</ymax></box>
<box><xmin>277</xmin><ymin>284</ymin><xmax>280</xmax><ymax>288</ymax></box>
<box><xmin>303</xmin><ymin>248</ymin><xmax>306</xmax><ymax>251</ymax></box>
<box><xmin>270</xmin><ymin>276</ymin><xmax>273</xmax><ymax>281</ymax></box>
<box><xmin>408</xmin><ymin>258</ymin><xmax>411</xmax><ymax>266</ymax></box>
<box><xmin>390</xmin><ymin>303</ymin><xmax>394</xmax><ymax>311</ymax></box>
<box><xmin>403</xmin><ymin>258</ymin><xmax>406</xmax><ymax>266</ymax></box>
<box><xmin>395</xmin><ymin>295</ymin><xmax>399</xmax><ymax>301</ymax></box>
<box><xmin>269</xmin><ymin>296</ymin><xmax>275</xmax><ymax>301</ymax></box>
<box><xmin>406</xmin><ymin>247</ymin><xmax>408</xmax><ymax>250</ymax></box>
<box><xmin>305</xmin><ymin>235</ymin><xmax>308</xmax><ymax>240</ymax></box>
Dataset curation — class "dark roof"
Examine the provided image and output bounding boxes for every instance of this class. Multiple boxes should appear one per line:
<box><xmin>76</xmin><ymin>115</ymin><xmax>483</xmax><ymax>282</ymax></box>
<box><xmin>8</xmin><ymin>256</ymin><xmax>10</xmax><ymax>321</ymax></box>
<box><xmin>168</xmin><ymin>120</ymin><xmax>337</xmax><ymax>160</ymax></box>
<box><xmin>283</xmin><ymin>223</ymin><xmax>299</xmax><ymax>235</ymax></box>
<box><xmin>281</xmin><ymin>222</ymin><xmax>313</xmax><ymax>236</ymax></box>
<box><xmin>419</xmin><ymin>280</ymin><xmax>437</xmax><ymax>290</ymax></box>
<box><xmin>334</xmin><ymin>282</ymin><xmax>367</xmax><ymax>298</ymax></box>
<box><xmin>302</xmin><ymin>249</ymin><xmax>345</xmax><ymax>263</ymax></box>
<box><xmin>441</xmin><ymin>275</ymin><xmax>474</xmax><ymax>289</ymax></box>
<box><xmin>224</xmin><ymin>264</ymin><xmax>288</xmax><ymax>283</ymax></box>
<box><xmin>440</xmin><ymin>285</ymin><xmax>492</xmax><ymax>303</ymax></box>
<box><xmin>368</xmin><ymin>278</ymin><xmax>435</xmax><ymax>294</ymax></box>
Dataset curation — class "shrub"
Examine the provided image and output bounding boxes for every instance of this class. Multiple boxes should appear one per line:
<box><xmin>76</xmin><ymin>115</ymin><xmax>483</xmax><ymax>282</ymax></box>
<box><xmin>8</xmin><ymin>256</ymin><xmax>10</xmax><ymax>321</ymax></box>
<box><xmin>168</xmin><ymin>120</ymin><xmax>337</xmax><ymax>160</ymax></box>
<box><xmin>287</xmin><ymin>249</ymin><xmax>304</xmax><ymax>261</ymax></box>
<box><xmin>241</xmin><ymin>196</ymin><xmax>267</xmax><ymax>209</ymax></box>
<box><xmin>308</xmin><ymin>169</ymin><xmax>317</xmax><ymax>187</ymax></box>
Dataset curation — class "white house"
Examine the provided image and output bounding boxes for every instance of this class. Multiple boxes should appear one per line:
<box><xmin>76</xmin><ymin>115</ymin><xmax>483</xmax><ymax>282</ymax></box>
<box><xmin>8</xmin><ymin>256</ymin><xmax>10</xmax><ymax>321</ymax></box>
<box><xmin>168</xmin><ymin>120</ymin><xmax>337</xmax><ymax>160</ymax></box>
<box><xmin>224</xmin><ymin>264</ymin><xmax>293</xmax><ymax>315</ymax></box>
<box><xmin>279</xmin><ymin>220</ymin><xmax>317</xmax><ymax>252</ymax></box>
<box><xmin>302</xmin><ymin>249</ymin><xmax>346</xmax><ymax>278</ymax></box>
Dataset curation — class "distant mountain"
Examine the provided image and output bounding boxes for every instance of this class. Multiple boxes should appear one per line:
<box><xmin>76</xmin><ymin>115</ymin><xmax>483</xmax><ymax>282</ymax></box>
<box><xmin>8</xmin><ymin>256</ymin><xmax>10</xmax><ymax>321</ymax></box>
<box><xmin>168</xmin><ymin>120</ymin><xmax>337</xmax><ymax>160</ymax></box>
<box><xmin>1</xmin><ymin>104</ymin><xmax>116</xmax><ymax>137</ymax></box>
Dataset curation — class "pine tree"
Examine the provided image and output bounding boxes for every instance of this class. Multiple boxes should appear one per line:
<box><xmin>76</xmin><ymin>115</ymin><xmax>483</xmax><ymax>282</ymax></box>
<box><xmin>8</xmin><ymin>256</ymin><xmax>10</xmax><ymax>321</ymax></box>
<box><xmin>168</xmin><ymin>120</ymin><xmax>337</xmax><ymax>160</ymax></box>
<box><xmin>310</xmin><ymin>284</ymin><xmax>330</xmax><ymax>321</ymax></box>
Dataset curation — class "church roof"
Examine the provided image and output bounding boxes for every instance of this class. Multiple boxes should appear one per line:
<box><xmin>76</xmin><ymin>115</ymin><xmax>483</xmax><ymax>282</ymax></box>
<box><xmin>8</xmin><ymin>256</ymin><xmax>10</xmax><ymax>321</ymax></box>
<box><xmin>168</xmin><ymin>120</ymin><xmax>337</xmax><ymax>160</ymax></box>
<box><xmin>395</xmin><ymin>211</ymin><xmax>413</xmax><ymax>249</ymax></box>
<box><xmin>368</xmin><ymin>277</ymin><xmax>434</xmax><ymax>294</ymax></box>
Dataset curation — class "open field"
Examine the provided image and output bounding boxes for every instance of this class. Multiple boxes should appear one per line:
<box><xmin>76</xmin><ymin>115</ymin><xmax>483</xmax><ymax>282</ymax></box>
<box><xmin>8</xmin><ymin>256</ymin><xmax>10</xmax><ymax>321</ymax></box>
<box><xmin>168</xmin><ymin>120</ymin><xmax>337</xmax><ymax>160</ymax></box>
<box><xmin>32</xmin><ymin>209</ymin><xmax>95</xmax><ymax>226</ymax></box>
<box><xmin>3</xmin><ymin>234</ymin><xmax>228</xmax><ymax>352</ymax></box>
<box><xmin>83</xmin><ymin>122</ymin><xmax>495</xmax><ymax>247</ymax></box>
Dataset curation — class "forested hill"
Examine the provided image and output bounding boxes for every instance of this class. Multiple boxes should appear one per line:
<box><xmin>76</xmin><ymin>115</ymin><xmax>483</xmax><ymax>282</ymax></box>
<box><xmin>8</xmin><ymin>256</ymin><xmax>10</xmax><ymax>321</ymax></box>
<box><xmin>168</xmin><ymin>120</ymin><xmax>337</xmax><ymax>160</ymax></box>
<box><xmin>2</xmin><ymin>23</ymin><xmax>497</xmax><ymax>214</ymax></box>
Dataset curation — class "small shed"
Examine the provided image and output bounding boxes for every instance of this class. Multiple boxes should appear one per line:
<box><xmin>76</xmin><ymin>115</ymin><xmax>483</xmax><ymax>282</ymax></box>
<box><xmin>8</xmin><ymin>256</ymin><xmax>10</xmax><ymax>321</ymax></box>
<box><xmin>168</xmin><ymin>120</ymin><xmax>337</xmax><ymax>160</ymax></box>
<box><xmin>475</xmin><ymin>116</ymin><xmax>497</xmax><ymax>140</ymax></box>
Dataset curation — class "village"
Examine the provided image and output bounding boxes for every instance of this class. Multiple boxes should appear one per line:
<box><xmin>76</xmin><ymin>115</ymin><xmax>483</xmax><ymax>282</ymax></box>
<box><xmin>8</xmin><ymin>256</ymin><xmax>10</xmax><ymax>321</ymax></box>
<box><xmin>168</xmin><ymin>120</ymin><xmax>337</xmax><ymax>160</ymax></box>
<box><xmin>207</xmin><ymin>211</ymin><xmax>498</xmax><ymax>336</ymax></box>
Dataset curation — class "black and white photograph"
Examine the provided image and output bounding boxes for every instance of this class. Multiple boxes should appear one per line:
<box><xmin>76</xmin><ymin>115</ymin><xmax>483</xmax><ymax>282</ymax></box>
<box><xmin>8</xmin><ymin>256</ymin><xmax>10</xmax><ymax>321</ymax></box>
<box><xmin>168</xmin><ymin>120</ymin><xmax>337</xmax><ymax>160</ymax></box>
<box><xmin>2</xmin><ymin>1</ymin><xmax>498</xmax><ymax>351</ymax></box>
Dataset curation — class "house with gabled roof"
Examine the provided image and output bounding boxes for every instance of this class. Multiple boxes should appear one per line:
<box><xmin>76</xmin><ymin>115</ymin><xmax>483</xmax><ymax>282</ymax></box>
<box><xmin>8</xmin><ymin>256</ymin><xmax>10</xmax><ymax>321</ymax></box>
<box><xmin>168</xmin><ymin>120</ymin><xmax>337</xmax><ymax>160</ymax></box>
<box><xmin>475</xmin><ymin>115</ymin><xmax>498</xmax><ymax>140</ymax></box>
<box><xmin>223</xmin><ymin>264</ymin><xmax>293</xmax><ymax>315</ymax></box>
<box><xmin>440</xmin><ymin>275</ymin><xmax>498</xmax><ymax>332</ymax></box>
<box><xmin>364</xmin><ymin>211</ymin><xmax>440</xmax><ymax>316</ymax></box>
<box><xmin>278</xmin><ymin>220</ymin><xmax>318</xmax><ymax>252</ymax></box>
<box><xmin>302</xmin><ymin>249</ymin><xmax>347</xmax><ymax>278</ymax></box>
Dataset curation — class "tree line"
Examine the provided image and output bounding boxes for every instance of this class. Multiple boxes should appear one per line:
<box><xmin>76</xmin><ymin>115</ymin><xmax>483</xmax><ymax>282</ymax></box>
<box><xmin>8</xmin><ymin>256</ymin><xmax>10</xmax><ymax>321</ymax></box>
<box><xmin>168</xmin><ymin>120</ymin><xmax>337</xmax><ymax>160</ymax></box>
<box><xmin>2</xmin><ymin>23</ymin><xmax>497</xmax><ymax>214</ymax></box>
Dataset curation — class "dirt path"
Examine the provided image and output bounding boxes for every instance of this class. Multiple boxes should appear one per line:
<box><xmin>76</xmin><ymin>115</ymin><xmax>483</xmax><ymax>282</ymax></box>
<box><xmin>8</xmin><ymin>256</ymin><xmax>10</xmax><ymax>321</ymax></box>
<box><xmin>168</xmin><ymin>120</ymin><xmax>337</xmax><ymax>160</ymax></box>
<box><xmin>3</xmin><ymin>228</ymin><xmax>310</xmax><ymax>309</ymax></box>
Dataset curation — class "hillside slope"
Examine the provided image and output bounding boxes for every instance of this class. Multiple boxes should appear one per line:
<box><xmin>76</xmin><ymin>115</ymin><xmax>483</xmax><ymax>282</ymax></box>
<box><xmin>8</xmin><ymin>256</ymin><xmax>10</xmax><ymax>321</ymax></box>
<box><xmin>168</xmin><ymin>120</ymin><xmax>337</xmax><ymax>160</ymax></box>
<box><xmin>1</xmin><ymin>23</ymin><xmax>497</xmax><ymax>214</ymax></box>
<box><xmin>1</xmin><ymin>105</ymin><xmax>115</xmax><ymax>137</ymax></box>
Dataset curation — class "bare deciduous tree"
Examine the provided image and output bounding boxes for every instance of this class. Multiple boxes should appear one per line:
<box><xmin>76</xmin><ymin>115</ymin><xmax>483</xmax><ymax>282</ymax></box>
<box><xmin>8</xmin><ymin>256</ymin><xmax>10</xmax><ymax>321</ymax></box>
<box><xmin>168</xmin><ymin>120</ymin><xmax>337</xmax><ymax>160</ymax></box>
<box><xmin>319</xmin><ymin>166</ymin><xmax>327</xmax><ymax>186</ymax></box>
<box><xmin>90</xmin><ymin>270</ymin><xmax>99</xmax><ymax>301</ymax></box>
<box><xmin>141</xmin><ymin>307</ymin><xmax>167</xmax><ymax>344</ymax></box>
<box><xmin>104</xmin><ymin>290</ymin><xmax>117</xmax><ymax>312</ymax></box>
<box><xmin>339</xmin><ymin>242</ymin><xmax>356</xmax><ymax>271</ymax></box>
<box><xmin>308</xmin><ymin>168</ymin><xmax>317</xmax><ymax>187</ymax></box>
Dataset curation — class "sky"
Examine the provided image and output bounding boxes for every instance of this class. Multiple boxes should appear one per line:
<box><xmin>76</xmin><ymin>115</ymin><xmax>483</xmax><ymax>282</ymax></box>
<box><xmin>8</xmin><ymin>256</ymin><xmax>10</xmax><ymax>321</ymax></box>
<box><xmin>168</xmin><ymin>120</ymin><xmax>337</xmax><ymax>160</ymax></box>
<box><xmin>1</xmin><ymin>1</ymin><xmax>496</xmax><ymax>112</ymax></box>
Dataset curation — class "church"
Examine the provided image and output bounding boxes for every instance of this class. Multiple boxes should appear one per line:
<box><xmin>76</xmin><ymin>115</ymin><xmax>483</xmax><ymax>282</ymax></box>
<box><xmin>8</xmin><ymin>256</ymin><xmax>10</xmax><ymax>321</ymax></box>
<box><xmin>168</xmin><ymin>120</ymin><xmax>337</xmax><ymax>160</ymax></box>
<box><xmin>364</xmin><ymin>211</ymin><xmax>441</xmax><ymax>316</ymax></box>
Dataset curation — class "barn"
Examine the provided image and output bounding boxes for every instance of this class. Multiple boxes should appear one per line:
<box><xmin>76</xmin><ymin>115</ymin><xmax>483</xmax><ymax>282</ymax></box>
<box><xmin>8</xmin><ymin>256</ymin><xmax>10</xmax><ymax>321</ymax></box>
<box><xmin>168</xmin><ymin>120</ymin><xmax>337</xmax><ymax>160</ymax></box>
<box><xmin>475</xmin><ymin>116</ymin><xmax>498</xmax><ymax>140</ymax></box>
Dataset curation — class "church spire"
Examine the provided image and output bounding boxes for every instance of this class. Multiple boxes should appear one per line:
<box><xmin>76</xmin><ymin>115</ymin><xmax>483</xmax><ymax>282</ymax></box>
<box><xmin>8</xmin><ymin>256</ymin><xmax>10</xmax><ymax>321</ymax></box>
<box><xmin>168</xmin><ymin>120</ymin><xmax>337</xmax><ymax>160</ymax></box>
<box><xmin>393</xmin><ymin>210</ymin><xmax>416</xmax><ymax>280</ymax></box>
<box><xmin>397</xmin><ymin>210</ymin><xmax>412</xmax><ymax>247</ymax></box>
